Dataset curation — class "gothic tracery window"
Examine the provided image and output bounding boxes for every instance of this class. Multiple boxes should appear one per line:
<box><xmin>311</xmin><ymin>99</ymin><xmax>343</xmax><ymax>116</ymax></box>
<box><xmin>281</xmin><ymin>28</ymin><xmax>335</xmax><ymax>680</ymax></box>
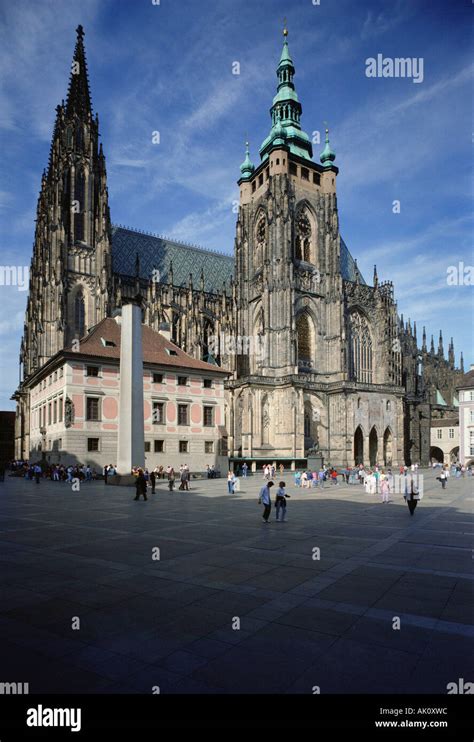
<box><xmin>74</xmin><ymin>290</ymin><xmax>85</xmax><ymax>338</ymax></box>
<box><xmin>296</xmin><ymin>312</ymin><xmax>313</xmax><ymax>368</ymax></box>
<box><xmin>74</xmin><ymin>169</ymin><xmax>85</xmax><ymax>242</ymax></box>
<box><xmin>255</xmin><ymin>216</ymin><xmax>266</xmax><ymax>269</ymax></box>
<box><xmin>261</xmin><ymin>394</ymin><xmax>270</xmax><ymax>445</ymax></box>
<box><xmin>295</xmin><ymin>210</ymin><xmax>312</xmax><ymax>263</ymax></box>
<box><xmin>349</xmin><ymin>312</ymin><xmax>373</xmax><ymax>383</ymax></box>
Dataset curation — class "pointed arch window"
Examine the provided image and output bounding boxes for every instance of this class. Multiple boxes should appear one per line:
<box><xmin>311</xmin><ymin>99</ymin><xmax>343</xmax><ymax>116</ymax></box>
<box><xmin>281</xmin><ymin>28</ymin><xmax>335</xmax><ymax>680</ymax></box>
<box><xmin>349</xmin><ymin>312</ymin><xmax>373</xmax><ymax>383</ymax></box>
<box><xmin>261</xmin><ymin>394</ymin><xmax>270</xmax><ymax>445</ymax></box>
<box><xmin>255</xmin><ymin>215</ymin><xmax>266</xmax><ymax>270</ymax></box>
<box><xmin>74</xmin><ymin>290</ymin><xmax>85</xmax><ymax>338</ymax></box>
<box><xmin>74</xmin><ymin>169</ymin><xmax>85</xmax><ymax>241</ymax></box>
<box><xmin>295</xmin><ymin>210</ymin><xmax>312</xmax><ymax>263</ymax></box>
<box><xmin>297</xmin><ymin>312</ymin><xmax>313</xmax><ymax>368</ymax></box>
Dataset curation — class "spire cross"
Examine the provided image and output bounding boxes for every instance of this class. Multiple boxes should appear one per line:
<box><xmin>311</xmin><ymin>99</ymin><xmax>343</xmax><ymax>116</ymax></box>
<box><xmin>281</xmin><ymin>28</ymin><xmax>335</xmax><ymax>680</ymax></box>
<box><xmin>283</xmin><ymin>18</ymin><xmax>288</xmax><ymax>36</ymax></box>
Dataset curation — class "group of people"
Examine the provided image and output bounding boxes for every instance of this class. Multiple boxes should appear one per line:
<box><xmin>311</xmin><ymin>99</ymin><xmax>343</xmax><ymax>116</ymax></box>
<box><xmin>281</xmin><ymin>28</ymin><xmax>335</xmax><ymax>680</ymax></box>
<box><xmin>131</xmin><ymin>464</ymin><xmax>191</xmax><ymax>499</ymax></box>
<box><xmin>9</xmin><ymin>461</ymin><xmax>99</xmax><ymax>484</ymax></box>
<box><xmin>262</xmin><ymin>463</ymin><xmax>284</xmax><ymax>480</ymax></box>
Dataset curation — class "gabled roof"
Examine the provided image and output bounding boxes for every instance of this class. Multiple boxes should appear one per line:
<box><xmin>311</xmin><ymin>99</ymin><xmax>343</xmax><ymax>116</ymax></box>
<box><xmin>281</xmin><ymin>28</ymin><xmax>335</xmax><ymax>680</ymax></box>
<box><xmin>69</xmin><ymin>317</ymin><xmax>229</xmax><ymax>374</ymax></box>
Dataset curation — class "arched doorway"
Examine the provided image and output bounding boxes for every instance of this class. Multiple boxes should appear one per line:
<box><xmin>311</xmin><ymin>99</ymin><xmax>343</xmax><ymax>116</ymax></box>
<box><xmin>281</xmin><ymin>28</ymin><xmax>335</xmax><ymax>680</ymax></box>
<box><xmin>369</xmin><ymin>427</ymin><xmax>378</xmax><ymax>467</ymax></box>
<box><xmin>354</xmin><ymin>426</ymin><xmax>364</xmax><ymax>465</ymax></box>
<box><xmin>429</xmin><ymin>446</ymin><xmax>444</xmax><ymax>464</ymax></box>
<box><xmin>383</xmin><ymin>428</ymin><xmax>393</xmax><ymax>466</ymax></box>
<box><xmin>450</xmin><ymin>447</ymin><xmax>459</xmax><ymax>463</ymax></box>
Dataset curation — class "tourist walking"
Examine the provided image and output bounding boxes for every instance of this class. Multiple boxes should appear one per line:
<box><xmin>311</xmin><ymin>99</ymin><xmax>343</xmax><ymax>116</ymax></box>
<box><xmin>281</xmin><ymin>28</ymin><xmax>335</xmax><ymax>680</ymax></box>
<box><xmin>34</xmin><ymin>464</ymin><xmax>41</xmax><ymax>484</ymax></box>
<box><xmin>438</xmin><ymin>468</ymin><xmax>448</xmax><ymax>489</ymax></box>
<box><xmin>167</xmin><ymin>466</ymin><xmax>175</xmax><ymax>492</ymax></box>
<box><xmin>258</xmin><ymin>480</ymin><xmax>273</xmax><ymax>523</ymax></box>
<box><xmin>275</xmin><ymin>481</ymin><xmax>290</xmax><ymax>522</ymax></box>
<box><xmin>150</xmin><ymin>468</ymin><xmax>156</xmax><ymax>494</ymax></box>
<box><xmin>242</xmin><ymin>462</ymin><xmax>248</xmax><ymax>478</ymax></box>
<box><xmin>180</xmin><ymin>466</ymin><xmax>190</xmax><ymax>491</ymax></box>
<box><xmin>134</xmin><ymin>469</ymin><xmax>148</xmax><ymax>501</ymax></box>
<box><xmin>404</xmin><ymin>473</ymin><xmax>421</xmax><ymax>515</ymax></box>
<box><xmin>227</xmin><ymin>470</ymin><xmax>235</xmax><ymax>494</ymax></box>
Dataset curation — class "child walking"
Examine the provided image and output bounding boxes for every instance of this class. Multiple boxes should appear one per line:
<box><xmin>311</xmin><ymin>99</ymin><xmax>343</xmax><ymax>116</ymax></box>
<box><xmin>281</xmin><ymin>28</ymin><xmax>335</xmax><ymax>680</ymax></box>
<box><xmin>275</xmin><ymin>481</ymin><xmax>291</xmax><ymax>522</ymax></box>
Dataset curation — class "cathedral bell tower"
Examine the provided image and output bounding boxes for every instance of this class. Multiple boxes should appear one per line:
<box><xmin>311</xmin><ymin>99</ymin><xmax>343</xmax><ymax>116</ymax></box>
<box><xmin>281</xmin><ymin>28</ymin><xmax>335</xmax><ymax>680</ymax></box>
<box><xmin>229</xmin><ymin>26</ymin><xmax>342</xmax><ymax>465</ymax></box>
<box><xmin>21</xmin><ymin>25</ymin><xmax>112</xmax><ymax>378</ymax></box>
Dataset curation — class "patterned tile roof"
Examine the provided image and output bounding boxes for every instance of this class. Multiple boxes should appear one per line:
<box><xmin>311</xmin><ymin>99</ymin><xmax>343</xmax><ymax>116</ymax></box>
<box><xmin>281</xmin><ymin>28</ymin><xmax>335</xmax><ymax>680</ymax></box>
<box><xmin>111</xmin><ymin>226</ymin><xmax>234</xmax><ymax>293</ymax></box>
<box><xmin>111</xmin><ymin>225</ymin><xmax>365</xmax><ymax>290</ymax></box>
<box><xmin>341</xmin><ymin>237</ymin><xmax>366</xmax><ymax>284</ymax></box>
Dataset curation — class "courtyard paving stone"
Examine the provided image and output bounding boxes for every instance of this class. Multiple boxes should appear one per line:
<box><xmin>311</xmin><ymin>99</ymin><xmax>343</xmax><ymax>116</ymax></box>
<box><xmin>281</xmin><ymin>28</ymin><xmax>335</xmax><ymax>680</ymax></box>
<box><xmin>0</xmin><ymin>468</ymin><xmax>472</xmax><ymax>693</ymax></box>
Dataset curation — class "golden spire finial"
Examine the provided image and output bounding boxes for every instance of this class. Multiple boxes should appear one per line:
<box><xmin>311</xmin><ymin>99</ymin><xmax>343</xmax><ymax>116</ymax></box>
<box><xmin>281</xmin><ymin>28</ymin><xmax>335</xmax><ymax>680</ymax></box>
<box><xmin>283</xmin><ymin>18</ymin><xmax>288</xmax><ymax>37</ymax></box>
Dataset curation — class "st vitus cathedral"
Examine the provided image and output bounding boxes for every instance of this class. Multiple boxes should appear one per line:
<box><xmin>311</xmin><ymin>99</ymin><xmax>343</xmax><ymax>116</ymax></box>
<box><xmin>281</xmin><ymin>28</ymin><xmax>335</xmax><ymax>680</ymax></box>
<box><xmin>14</xmin><ymin>26</ymin><xmax>464</xmax><ymax>469</ymax></box>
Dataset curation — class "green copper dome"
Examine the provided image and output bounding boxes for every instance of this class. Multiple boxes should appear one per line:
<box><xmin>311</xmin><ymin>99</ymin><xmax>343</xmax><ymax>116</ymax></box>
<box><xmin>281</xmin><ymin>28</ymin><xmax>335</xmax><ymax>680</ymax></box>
<box><xmin>240</xmin><ymin>141</ymin><xmax>255</xmax><ymax>179</ymax></box>
<box><xmin>320</xmin><ymin>128</ymin><xmax>336</xmax><ymax>168</ymax></box>
<box><xmin>259</xmin><ymin>29</ymin><xmax>313</xmax><ymax>163</ymax></box>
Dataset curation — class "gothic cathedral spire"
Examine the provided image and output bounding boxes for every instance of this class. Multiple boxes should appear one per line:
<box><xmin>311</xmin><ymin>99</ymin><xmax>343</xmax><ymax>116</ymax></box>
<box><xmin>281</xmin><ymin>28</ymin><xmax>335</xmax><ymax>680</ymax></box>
<box><xmin>21</xmin><ymin>25</ymin><xmax>112</xmax><ymax>379</ymax></box>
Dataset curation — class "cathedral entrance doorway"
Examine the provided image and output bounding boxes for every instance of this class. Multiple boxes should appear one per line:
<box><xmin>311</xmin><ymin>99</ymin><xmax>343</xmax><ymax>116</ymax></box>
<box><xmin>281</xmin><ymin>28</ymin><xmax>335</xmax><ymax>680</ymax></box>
<box><xmin>383</xmin><ymin>428</ymin><xmax>393</xmax><ymax>466</ymax></box>
<box><xmin>354</xmin><ymin>426</ymin><xmax>364</xmax><ymax>465</ymax></box>
<box><xmin>369</xmin><ymin>427</ymin><xmax>378</xmax><ymax>467</ymax></box>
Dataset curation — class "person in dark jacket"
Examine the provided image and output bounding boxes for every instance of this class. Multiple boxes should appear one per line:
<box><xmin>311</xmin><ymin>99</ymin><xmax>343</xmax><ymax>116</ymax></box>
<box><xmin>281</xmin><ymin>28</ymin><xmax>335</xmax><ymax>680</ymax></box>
<box><xmin>150</xmin><ymin>469</ymin><xmax>156</xmax><ymax>494</ymax></box>
<box><xmin>404</xmin><ymin>472</ymin><xmax>420</xmax><ymax>516</ymax></box>
<box><xmin>134</xmin><ymin>469</ymin><xmax>148</xmax><ymax>501</ymax></box>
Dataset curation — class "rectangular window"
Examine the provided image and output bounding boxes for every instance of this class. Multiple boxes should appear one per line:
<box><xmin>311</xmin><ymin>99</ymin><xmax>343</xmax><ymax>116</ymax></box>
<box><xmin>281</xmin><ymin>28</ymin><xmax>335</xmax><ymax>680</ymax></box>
<box><xmin>265</xmin><ymin>167</ymin><xmax>270</xmax><ymax>180</ymax></box>
<box><xmin>57</xmin><ymin>438</ymin><xmax>62</xmax><ymax>450</ymax></box>
<box><xmin>144</xmin><ymin>442</ymin><xmax>151</xmax><ymax>453</ymax></box>
<box><xmin>258</xmin><ymin>173</ymin><xmax>263</xmax><ymax>187</ymax></box>
<box><xmin>53</xmin><ymin>400</ymin><xmax>57</xmax><ymax>424</ymax></box>
<box><xmin>49</xmin><ymin>375</ymin><xmax>52</xmax><ymax>386</ymax></box>
<box><xmin>87</xmin><ymin>438</ymin><xmax>99</xmax><ymax>452</ymax></box>
<box><xmin>86</xmin><ymin>397</ymin><xmax>100</xmax><ymax>421</ymax></box>
<box><xmin>289</xmin><ymin>162</ymin><xmax>297</xmax><ymax>176</ymax></box>
<box><xmin>178</xmin><ymin>404</ymin><xmax>189</xmax><ymax>426</ymax></box>
<box><xmin>179</xmin><ymin>440</ymin><xmax>189</xmax><ymax>453</ymax></box>
<box><xmin>153</xmin><ymin>373</ymin><xmax>163</xmax><ymax>384</ymax></box>
<box><xmin>313</xmin><ymin>172</ymin><xmax>321</xmax><ymax>185</ymax></box>
<box><xmin>301</xmin><ymin>167</ymin><xmax>309</xmax><ymax>181</ymax></box>
<box><xmin>203</xmin><ymin>379</ymin><xmax>212</xmax><ymax>389</ymax></box>
<box><xmin>437</xmin><ymin>429</ymin><xmax>442</xmax><ymax>439</ymax></box>
<box><xmin>203</xmin><ymin>406</ymin><xmax>214</xmax><ymax>426</ymax></box>
<box><xmin>48</xmin><ymin>403</ymin><xmax>51</xmax><ymax>425</ymax></box>
<box><xmin>470</xmin><ymin>410</ymin><xmax>474</xmax><ymax>423</ymax></box>
<box><xmin>54</xmin><ymin>371</ymin><xmax>57</xmax><ymax>382</ymax></box>
<box><xmin>252</xmin><ymin>181</ymin><xmax>256</xmax><ymax>193</ymax></box>
<box><xmin>470</xmin><ymin>391</ymin><xmax>474</xmax><ymax>402</ymax></box>
<box><xmin>87</xmin><ymin>366</ymin><xmax>99</xmax><ymax>377</ymax></box>
<box><xmin>152</xmin><ymin>402</ymin><xmax>165</xmax><ymax>424</ymax></box>
<box><xmin>59</xmin><ymin>367</ymin><xmax>63</xmax><ymax>378</ymax></box>
<box><xmin>58</xmin><ymin>397</ymin><xmax>63</xmax><ymax>423</ymax></box>
<box><xmin>154</xmin><ymin>440</ymin><xmax>164</xmax><ymax>453</ymax></box>
<box><xmin>205</xmin><ymin>441</ymin><xmax>214</xmax><ymax>454</ymax></box>
<box><xmin>448</xmin><ymin>428</ymin><xmax>455</xmax><ymax>439</ymax></box>
<box><xmin>177</xmin><ymin>376</ymin><xmax>188</xmax><ymax>386</ymax></box>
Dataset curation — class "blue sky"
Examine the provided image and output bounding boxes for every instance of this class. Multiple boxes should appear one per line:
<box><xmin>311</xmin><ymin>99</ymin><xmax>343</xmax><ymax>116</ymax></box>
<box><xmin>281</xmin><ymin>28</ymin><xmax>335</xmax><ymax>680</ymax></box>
<box><xmin>0</xmin><ymin>0</ymin><xmax>472</xmax><ymax>409</ymax></box>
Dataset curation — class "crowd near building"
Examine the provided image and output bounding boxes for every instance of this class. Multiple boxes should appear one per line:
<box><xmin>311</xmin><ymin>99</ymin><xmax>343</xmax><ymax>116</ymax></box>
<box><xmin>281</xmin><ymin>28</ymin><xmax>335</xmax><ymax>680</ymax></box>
<box><xmin>11</xmin><ymin>25</ymin><xmax>469</xmax><ymax>472</ymax></box>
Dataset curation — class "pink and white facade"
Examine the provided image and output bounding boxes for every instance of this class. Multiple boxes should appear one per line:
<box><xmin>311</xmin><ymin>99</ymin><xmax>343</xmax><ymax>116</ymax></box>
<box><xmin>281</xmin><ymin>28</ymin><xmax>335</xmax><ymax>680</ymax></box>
<box><xmin>25</xmin><ymin>317</ymin><xmax>229</xmax><ymax>473</ymax></box>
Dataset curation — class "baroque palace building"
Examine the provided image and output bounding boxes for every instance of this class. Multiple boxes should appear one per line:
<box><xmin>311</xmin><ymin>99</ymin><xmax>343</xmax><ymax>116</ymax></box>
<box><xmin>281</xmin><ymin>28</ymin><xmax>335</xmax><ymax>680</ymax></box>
<box><xmin>13</xmin><ymin>25</ymin><xmax>464</xmax><ymax>469</ymax></box>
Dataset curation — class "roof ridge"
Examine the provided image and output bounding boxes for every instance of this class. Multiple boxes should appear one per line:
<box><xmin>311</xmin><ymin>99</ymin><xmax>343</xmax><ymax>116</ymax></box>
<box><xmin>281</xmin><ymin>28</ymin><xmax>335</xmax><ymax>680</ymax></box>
<box><xmin>112</xmin><ymin>223</ymin><xmax>233</xmax><ymax>260</ymax></box>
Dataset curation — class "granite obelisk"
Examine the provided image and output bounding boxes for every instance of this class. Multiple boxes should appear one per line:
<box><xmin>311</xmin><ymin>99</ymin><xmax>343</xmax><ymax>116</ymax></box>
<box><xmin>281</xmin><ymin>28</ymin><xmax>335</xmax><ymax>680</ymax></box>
<box><xmin>117</xmin><ymin>296</ymin><xmax>145</xmax><ymax>474</ymax></box>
